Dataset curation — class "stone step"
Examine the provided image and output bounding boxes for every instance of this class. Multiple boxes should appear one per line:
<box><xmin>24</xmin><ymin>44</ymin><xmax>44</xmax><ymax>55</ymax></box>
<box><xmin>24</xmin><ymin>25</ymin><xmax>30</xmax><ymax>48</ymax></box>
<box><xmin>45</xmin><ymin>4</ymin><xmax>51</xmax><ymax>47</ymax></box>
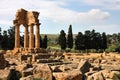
<box><xmin>37</xmin><ymin>59</ymin><xmax>62</xmax><ymax>63</ymax></box>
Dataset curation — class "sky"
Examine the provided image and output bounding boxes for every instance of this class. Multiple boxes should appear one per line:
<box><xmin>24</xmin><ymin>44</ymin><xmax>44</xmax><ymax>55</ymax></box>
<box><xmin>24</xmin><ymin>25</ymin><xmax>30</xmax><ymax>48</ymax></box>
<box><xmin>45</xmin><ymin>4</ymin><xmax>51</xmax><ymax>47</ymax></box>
<box><xmin>0</xmin><ymin>0</ymin><xmax>120</xmax><ymax>34</ymax></box>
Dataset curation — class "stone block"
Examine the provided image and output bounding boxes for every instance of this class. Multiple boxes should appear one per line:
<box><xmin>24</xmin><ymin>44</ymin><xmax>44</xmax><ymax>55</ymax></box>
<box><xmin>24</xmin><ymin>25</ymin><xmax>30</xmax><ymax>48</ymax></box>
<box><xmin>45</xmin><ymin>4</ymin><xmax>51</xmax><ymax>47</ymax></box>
<box><xmin>87</xmin><ymin>72</ymin><xmax>105</xmax><ymax>80</ymax></box>
<box><xmin>22</xmin><ymin>68</ymin><xmax>34</xmax><ymax>77</ymax></box>
<box><xmin>0</xmin><ymin>70</ymin><xmax>11</xmax><ymax>80</ymax></box>
<box><xmin>53</xmin><ymin>69</ymin><xmax>83</xmax><ymax>80</ymax></box>
<box><xmin>33</xmin><ymin>64</ymin><xmax>52</xmax><ymax>80</ymax></box>
<box><xmin>77</xmin><ymin>60</ymin><xmax>91</xmax><ymax>74</ymax></box>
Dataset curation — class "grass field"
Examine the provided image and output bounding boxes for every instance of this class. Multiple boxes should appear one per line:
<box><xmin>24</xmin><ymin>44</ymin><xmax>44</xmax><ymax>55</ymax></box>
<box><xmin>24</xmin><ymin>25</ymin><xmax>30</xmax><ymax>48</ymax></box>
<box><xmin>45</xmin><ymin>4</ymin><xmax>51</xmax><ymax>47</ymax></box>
<box><xmin>41</xmin><ymin>34</ymin><xmax>77</xmax><ymax>51</ymax></box>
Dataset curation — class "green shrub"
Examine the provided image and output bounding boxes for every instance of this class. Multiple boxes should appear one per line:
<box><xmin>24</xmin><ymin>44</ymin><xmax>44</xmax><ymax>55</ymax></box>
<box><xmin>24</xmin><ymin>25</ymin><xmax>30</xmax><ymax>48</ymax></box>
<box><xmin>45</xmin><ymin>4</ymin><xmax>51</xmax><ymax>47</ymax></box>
<box><xmin>112</xmin><ymin>73</ymin><xmax>120</xmax><ymax>80</ymax></box>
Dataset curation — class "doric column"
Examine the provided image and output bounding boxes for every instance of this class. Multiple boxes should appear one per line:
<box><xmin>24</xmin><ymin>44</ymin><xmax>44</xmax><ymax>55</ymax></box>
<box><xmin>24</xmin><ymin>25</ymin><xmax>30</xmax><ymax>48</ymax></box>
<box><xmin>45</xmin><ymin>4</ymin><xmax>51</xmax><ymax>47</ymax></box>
<box><xmin>35</xmin><ymin>23</ymin><xmax>40</xmax><ymax>48</ymax></box>
<box><xmin>15</xmin><ymin>24</ymin><xmax>20</xmax><ymax>48</ymax></box>
<box><xmin>29</xmin><ymin>24</ymin><xmax>34</xmax><ymax>48</ymax></box>
<box><xmin>24</xmin><ymin>25</ymin><xmax>29</xmax><ymax>48</ymax></box>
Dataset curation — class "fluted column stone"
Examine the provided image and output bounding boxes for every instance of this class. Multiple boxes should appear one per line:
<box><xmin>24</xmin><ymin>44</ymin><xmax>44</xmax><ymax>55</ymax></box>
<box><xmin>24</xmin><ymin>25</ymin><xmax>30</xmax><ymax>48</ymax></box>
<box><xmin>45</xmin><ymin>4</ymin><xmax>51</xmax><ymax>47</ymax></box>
<box><xmin>15</xmin><ymin>24</ymin><xmax>20</xmax><ymax>48</ymax></box>
<box><xmin>35</xmin><ymin>23</ymin><xmax>40</xmax><ymax>48</ymax></box>
<box><xmin>29</xmin><ymin>24</ymin><xmax>34</xmax><ymax>48</ymax></box>
<box><xmin>24</xmin><ymin>25</ymin><xmax>29</xmax><ymax>48</ymax></box>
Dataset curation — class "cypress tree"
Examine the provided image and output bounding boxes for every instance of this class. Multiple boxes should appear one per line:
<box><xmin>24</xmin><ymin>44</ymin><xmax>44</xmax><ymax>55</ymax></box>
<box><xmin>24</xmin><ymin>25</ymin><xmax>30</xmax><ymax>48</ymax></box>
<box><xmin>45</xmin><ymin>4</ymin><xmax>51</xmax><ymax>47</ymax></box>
<box><xmin>91</xmin><ymin>29</ymin><xmax>96</xmax><ymax>49</ymax></box>
<box><xmin>0</xmin><ymin>27</ymin><xmax>2</xmax><ymax>49</ymax></box>
<box><xmin>42</xmin><ymin>35</ymin><xmax>48</xmax><ymax>49</ymax></box>
<box><xmin>40</xmin><ymin>36</ymin><xmax>43</xmax><ymax>48</ymax></box>
<box><xmin>2</xmin><ymin>30</ymin><xmax>8</xmax><ymax>50</ymax></box>
<box><xmin>58</xmin><ymin>30</ymin><xmax>66</xmax><ymax>50</ymax></box>
<box><xmin>84</xmin><ymin>30</ymin><xmax>91</xmax><ymax>50</ymax></box>
<box><xmin>67</xmin><ymin>24</ymin><xmax>73</xmax><ymax>49</ymax></box>
<box><xmin>94</xmin><ymin>32</ymin><xmax>102</xmax><ymax>50</ymax></box>
<box><xmin>101</xmin><ymin>32</ymin><xmax>107</xmax><ymax>50</ymax></box>
<box><xmin>8</xmin><ymin>26</ymin><xmax>15</xmax><ymax>49</ymax></box>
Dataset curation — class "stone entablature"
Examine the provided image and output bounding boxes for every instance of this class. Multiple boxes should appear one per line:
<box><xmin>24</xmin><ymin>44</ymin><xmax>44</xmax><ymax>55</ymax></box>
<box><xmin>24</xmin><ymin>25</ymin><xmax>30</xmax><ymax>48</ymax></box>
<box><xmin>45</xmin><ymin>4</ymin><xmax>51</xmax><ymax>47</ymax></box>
<box><xmin>13</xmin><ymin>8</ymin><xmax>41</xmax><ymax>53</ymax></box>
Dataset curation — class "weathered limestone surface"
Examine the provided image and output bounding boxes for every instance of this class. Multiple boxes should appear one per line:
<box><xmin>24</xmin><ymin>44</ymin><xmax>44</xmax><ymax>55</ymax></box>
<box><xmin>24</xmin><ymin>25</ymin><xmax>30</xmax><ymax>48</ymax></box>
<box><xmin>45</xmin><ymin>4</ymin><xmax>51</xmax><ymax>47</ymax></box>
<box><xmin>53</xmin><ymin>69</ymin><xmax>83</xmax><ymax>80</ymax></box>
<box><xmin>35</xmin><ymin>24</ymin><xmax>40</xmax><ymax>48</ymax></box>
<box><xmin>24</xmin><ymin>26</ymin><xmax>29</xmax><ymax>48</ymax></box>
<box><xmin>87</xmin><ymin>72</ymin><xmax>105</xmax><ymax>80</ymax></box>
<box><xmin>29</xmin><ymin>24</ymin><xmax>34</xmax><ymax>48</ymax></box>
<box><xmin>14</xmin><ymin>24</ymin><xmax>20</xmax><ymax>49</ymax></box>
<box><xmin>16</xmin><ymin>63</ymin><xmax>32</xmax><ymax>73</ymax></box>
<box><xmin>0</xmin><ymin>50</ymin><xmax>8</xmax><ymax>69</ymax></box>
<box><xmin>3</xmin><ymin>51</ymin><xmax>120</xmax><ymax>80</ymax></box>
<box><xmin>0</xmin><ymin>70</ymin><xmax>11</xmax><ymax>80</ymax></box>
<box><xmin>77</xmin><ymin>60</ymin><xmax>91</xmax><ymax>74</ymax></box>
<box><xmin>33</xmin><ymin>64</ymin><xmax>52</xmax><ymax>80</ymax></box>
<box><xmin>22</xmin><ymin>68</ymin><xmax>34</xmax><ymax>77</ymax></box>
<box><xmin>51</xmin><ymin>64</ymin><xmax>72</xmax><ymax>72</ymax></box>
<box><xmin>20</xmin><ymin>75</ymin><xmax>33</xmax><ymax>80</ymax></box>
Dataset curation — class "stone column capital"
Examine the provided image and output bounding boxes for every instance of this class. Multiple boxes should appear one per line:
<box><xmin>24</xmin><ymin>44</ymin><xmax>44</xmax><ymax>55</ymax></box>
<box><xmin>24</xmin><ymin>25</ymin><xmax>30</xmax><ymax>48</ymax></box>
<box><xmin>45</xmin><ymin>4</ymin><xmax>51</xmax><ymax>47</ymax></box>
<box><xmin>13</xmin><ymin>20</ymin><xmax>20</xmax><ymax>26</ymax></box>
<box><xmin>35</xmin><ymin>23</ymin><xmax>41</xmax><ymax>26</ymax></box>
<box><xmin>23</xmin><ymin>24</ymin><xmax>28</xmax><ymax>27</ymax></box>
<box><xmin>29</xmin><ymin>24</ymin><xmax>34</xmax><ymax>27</ymax></box>
<box><xmin>14</xmin><ymin>23</ymin><xmax>20</xmax><ymax>27</ymax></box>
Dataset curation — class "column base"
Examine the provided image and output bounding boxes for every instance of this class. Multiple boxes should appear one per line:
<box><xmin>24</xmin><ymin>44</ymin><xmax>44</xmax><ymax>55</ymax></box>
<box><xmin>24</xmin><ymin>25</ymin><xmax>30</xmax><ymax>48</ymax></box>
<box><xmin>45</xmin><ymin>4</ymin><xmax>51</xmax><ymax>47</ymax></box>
<box><xmin>29</xmin><ymin>48</ymin><xmax>35</xmax><ymax>53</ymax></box>
<box><xmin>29</xmin><ymin>48</ymin><xmax>46</xmax><ymax>53</ymax></box>
<box><xmin>13</xmin><ymin>48</ymin><xmax>20</xmax><ymax>55</ymax></box>
<box><xmin>13</xmin><ymin>48</ymin><xmax>46</xmax><ymax>55</ymax></box>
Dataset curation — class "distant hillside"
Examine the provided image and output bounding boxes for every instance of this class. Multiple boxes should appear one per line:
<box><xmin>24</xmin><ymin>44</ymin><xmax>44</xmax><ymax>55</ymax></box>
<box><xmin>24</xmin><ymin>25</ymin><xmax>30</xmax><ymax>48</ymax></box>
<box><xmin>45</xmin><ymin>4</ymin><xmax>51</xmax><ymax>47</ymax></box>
<box><xmin>41</xmin><ymin>34</ymin><xmax>77</xmax><ymax>46</ymax></box>
<box><xmin>41</xmin><ymin>34</ymin><xmax>77</xmax><ymax>40</ymax></box>
<box><xmin>41</xmin><ymin>34</ymin><xmax>59</xmax><ymax>40</ymax></box>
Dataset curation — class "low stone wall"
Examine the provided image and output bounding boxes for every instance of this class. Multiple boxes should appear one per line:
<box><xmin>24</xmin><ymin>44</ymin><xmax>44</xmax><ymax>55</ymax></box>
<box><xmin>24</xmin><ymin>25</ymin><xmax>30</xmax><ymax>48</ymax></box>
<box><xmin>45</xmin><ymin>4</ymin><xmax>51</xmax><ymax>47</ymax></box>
<box><xmin>64</xmin><ymin>52</ymin><xmax>120</xmax><ymax>60</ymax></box>
<box><xmin>20</xmin><ymin>53</ymin><xmax>53</xmax><ymax>64</ymax></box>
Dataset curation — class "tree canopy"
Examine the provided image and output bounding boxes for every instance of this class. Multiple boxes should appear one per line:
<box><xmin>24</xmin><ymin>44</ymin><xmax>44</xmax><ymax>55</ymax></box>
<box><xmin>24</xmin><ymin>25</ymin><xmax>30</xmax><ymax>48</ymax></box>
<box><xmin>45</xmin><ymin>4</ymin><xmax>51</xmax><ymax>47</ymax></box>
<box><xmin>67</xmin><ymin>24</ymin><xmax>73</xmax><ymax>49</ymax></box>
<box><xmin>58</xmin><ymin>30</ymin><xmax>66</xmax><ymax>50</ymax></box>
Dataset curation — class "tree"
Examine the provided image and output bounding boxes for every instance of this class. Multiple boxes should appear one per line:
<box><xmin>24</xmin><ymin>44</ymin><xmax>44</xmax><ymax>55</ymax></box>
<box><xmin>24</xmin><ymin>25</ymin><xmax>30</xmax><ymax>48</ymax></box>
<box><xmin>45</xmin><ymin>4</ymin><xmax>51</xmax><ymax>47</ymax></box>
<box><xmin>7</xmin><ymin>26</ymin><xmax>15</xmax><ymax>49</ymax></box>
<box><xmin>90</xmin><ymin>29</ymin><xmax>96</xmax><ymax>49</ymax></box>
<box><xmin>75</xmin><ymin>32</ymin><xmax>85</xmax><ymax>50</ymax></box>
<box><xmin>118</xmin><ymin>33</ymin><xmax>120</xmax><ymax>42</ymax></box>
<box><xmin>58</xmin><ymin>30</ymin><xmax>66</xmax><ymax>50</ymax></box>
<box><xmin>101</xmin><ymin>32</ymin><xmax>107</xmax><ymax>50</ymax></box>
<box><xmin>67</xmin><ymin>24</ymin><xmax>73</xmax><ymax>49</ymax></box>
<box><xmin>20</xmin><ymin>35</ymin><xmax>24</xmax><ymax>47</ymax></box>
<box><xmin>106</xmin><ymin>33</ymin><xmax>120</xmax><ymax>52</ymax></box>
<box><xmin>95</xmin><ymin>32</ymin><xmax>102</xmax><ymax>50</ymax></box>
<box><xmin>0</xmin><ymin>27</ymin><xmax>3</xmax><ymax>49</ymax></box>
<box><xmin>40</xmin><ymin>36</ymin><xmax>43</xmax><ymax>48</ymax></box>
<box><xmin>84</xmin><ymin>30</ymin><xmax>91</xmax><ymax>50</ymax></box>
<box><xmin>42</xmin><ymin>35</ymin><xmax>48</xmax><ymax>49</ymax></box>
<box><xmin>2</xmin><ymin>30</ymin><xmax>8</xmax><ymax>50</ymax></box>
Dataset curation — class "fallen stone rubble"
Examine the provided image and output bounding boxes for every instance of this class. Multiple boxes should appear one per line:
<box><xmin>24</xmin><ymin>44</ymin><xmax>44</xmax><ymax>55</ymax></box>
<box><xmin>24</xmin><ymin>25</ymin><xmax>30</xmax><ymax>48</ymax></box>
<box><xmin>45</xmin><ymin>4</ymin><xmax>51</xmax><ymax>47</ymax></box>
<box><xmin>1</xmin><ymin>50</ymin><xmax>120</xmax><ymax>80</ymax></box>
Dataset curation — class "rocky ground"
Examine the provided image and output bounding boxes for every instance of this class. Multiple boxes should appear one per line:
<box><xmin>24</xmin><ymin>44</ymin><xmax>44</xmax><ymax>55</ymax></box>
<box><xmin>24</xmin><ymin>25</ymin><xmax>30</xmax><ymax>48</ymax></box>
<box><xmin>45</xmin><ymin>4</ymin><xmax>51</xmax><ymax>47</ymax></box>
<box><xmin>0</xmin><ymin>50</ymin><xmax>120</xmax><ymax>80</ymax></box>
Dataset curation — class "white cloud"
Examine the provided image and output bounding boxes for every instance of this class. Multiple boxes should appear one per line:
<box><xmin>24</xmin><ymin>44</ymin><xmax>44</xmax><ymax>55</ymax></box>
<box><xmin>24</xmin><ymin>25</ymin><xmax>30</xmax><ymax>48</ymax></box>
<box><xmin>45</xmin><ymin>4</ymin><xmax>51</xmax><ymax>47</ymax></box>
<box><xmin>0</xmin><ymin>20</ymin><xmax>12</xmax><ymax>25</ymax></box>
<box><xmin>0</xmin><ymin>0</ymin><xmax>110</xmax><ymax>33</ymax></box>
<box><xmin>0</xmin><ymin>0</ymin><xmax>119</xmax><ymax>34</ymax></box>
<box><xmin>80</xmin><ymin>0</ymin><xmax>120</xmax><ymax>10</ymax></box>
<box><xmin>75</xmin><ymin>9</ymin><xmax>109</xmax><ymax>23</ymax></box>
<box><xmin>90</xmin><ymin>24</ymin><xmax>120</xmax><ymax>34</ymax></box>
<box><xmin>0</xmin><ymin>0</ymin><xmax>110</xmax><ymax>26</ymax></box>
<box><xmin>91</xmin><ymin>24</ymin><xmax>119</xmax><ymax>29</ymax></box>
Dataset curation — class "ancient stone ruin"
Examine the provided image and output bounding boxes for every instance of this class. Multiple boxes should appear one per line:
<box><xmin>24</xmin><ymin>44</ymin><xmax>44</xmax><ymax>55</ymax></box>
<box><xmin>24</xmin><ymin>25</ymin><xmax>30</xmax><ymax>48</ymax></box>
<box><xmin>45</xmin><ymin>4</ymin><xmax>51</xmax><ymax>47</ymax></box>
<box><xmin>13</xmin><ymin>8</ymin><xmax>41</xmax><ymax>53</ymax></box>
<box><xmin>1</xmin><ymin>8</ymin><xmax>120</xmax><ymax>80</ymax></box>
